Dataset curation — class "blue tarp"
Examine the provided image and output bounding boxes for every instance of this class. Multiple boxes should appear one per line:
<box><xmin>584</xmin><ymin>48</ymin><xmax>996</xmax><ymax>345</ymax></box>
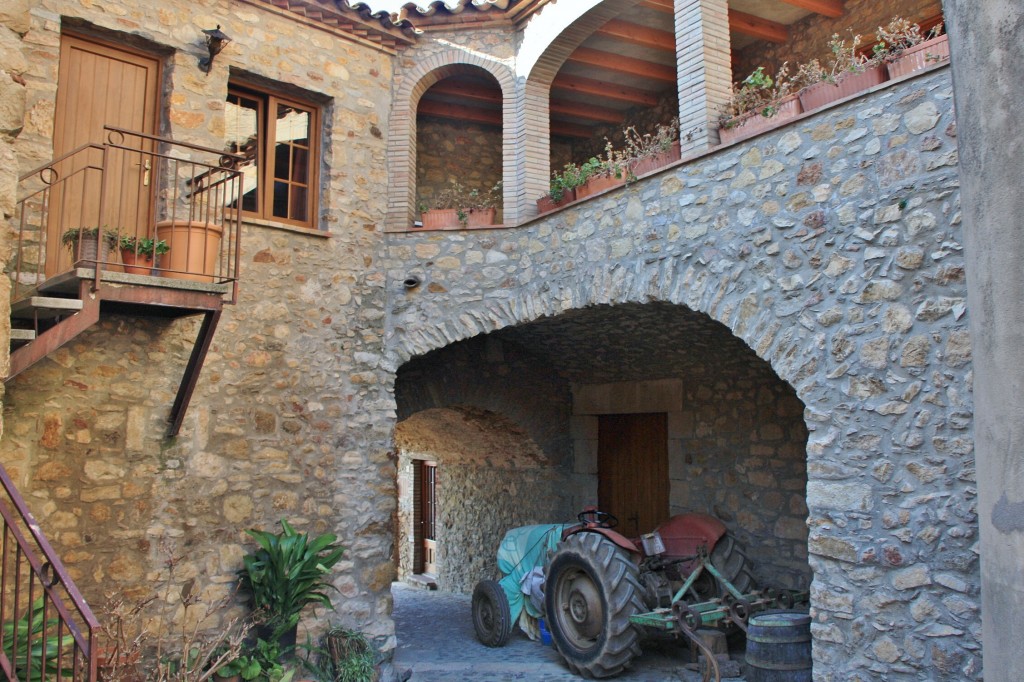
<box><xmin>495</xmin><ymin>524</ymin><xmax>568</xmax><ymax>631</ymax></box>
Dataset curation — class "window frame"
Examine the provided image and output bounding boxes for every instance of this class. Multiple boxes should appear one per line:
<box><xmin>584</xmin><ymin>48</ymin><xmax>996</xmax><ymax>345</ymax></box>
<box><xmin>226</xmin><ymin>82</ymin><xmax>321</xmax><ymax>230</ymax></box>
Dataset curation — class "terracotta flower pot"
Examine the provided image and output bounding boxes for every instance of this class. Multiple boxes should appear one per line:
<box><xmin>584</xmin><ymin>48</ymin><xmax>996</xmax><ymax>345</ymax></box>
<box><xmin>576</xmin><ymin>174</ymin><xmax>625</xmax><ymax>200</ymax></box>
<box><xmin>537</xmin><ymin>188</ymin><xmax>576</xmax><ymax>214</ymax></box>
<box><xmin>886</xmin><ymin>34</ymin><xmax>950</xmax><ymax>79</ymax></box>
<box><xmin>120</xmin><ymin>250</ymin><xmax>155</xmax><ymax>275</ymax></box>
<box><xmin>629</xmin><ymin>141</ymin><xmax>681</xmax><ymax>177</ymax></box>
<box><xmin>155</xmin><ymin>220</ymin><xmax>223</xmax><ymax>283</ymax></box>
<box><xmin>466</xmin><ymin>207</ymin><xmax>497</xmax><ymax>227</ymax></box>
<box><xmin>419</xmin><ymin>209</ymin><xmax>461</xmax><ymax>229</ymax></box>
<box><xmin>798</xmin><ymin>64</ymin><xmax>888</xmax><ymax>113</ymax></box>
<box><xmin>719</xmin><ymin>95</ymin><xmax>803</xmax><ymax>145</ymax></box>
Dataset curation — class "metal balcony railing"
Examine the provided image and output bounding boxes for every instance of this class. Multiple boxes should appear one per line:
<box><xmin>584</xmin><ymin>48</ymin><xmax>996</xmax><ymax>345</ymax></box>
<box><xmin>0</xmin><ymin>463</ymin><xmax>99</xmax><ymax>681</ymax></box>
<box><xmin>12</xmin><ymin>126</ymin><xmax>245</xmax><ymax>304</ymax></box>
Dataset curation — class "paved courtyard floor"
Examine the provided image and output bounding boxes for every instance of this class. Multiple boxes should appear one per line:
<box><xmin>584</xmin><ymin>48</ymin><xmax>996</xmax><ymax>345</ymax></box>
<box><xmin>391</xmin><ymin>582</ymin><xmax>747</xmax><ymax>681</ymax></box>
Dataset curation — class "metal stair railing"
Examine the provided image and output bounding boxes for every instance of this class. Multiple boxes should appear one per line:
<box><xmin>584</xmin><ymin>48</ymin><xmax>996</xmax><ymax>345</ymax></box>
<box><xmin>0</xmin><ymin>462</ymin><xmax>98</xmax><ymax>681</ymax></box>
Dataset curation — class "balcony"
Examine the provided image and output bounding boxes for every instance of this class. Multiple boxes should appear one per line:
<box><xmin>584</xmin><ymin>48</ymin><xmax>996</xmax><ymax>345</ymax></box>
<box><xmin>9</xmin><ymin>127</ymin><xmax>245</xmax><ymax>435</ymax></box>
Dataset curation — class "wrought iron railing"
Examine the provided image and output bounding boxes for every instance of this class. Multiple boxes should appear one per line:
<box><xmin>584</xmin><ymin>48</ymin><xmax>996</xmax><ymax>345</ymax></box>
<box><xmin>12</xmin><ymin>126</ymin><xmax>245</xmax><ymax>304</ymax></box>
<box><xmin>0</xmin><ymin>463</ymin><xmax>99</xmax><ymax>681</ymax></box>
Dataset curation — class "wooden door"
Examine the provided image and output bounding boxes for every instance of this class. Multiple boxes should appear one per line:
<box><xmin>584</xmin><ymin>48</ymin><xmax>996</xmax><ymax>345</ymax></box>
<box><xmin>598</xmin><ymin>413</ymin><xmax>669</xmax><ymax>537</ymax></box>
<box><xmin>47</xmin><ymin>34</ymin><xmax>161</xmax><ymax>276</ymax></box>
<box><xmin>413</xmin><ymin>461</ymin><xmax>438</xmax><ymax>576</ymax></box>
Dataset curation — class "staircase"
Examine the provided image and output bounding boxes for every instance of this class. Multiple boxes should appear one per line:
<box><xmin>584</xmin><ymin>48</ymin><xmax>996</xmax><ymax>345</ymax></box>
<box><xmin>8</xmin><ymin>126</ymin><xmax>244</xmax><ymax>435</ymax></box>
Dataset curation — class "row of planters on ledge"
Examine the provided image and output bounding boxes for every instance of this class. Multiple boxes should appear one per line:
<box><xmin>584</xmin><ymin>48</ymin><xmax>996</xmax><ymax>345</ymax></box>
<box><xmin>537</xmin><ymin>119</ymin><xmax>682</xmax><ymax>214</ymax></box>
<box><xmin>61</xmin><ymin>221</ymin><xmax>223</xmax><ymax>283</ymax></box>
<box><xmin>93</xmin><ymin>519</ymin><xmax>377</xmax><ymax>682</ymax></box>
<box><xmin>419</xmin><ymin>180</ymin><xmax>503</xmax><ymax>229</ymax></box>
<box><xmin>719</xmin><ymin>17</ymin><xmax>950</xmax><ymax>144</ymax></box>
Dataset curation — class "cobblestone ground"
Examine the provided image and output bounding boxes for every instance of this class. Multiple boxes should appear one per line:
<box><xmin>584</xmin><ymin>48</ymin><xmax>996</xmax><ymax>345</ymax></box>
<box><xmin>391</xmin><ymin>583</ymin><xmax>746</xmax><ymax>681</ymax></box>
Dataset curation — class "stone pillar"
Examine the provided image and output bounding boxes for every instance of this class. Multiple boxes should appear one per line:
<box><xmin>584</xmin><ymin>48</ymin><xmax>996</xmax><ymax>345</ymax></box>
<box><xmin>673</xmin><ymin>0</ymin><xmax>731</xmax><ymax>154</ymax></box>
<box><xmin>944</xmin><ymin>2</ymin><xmax>1024</xmax><ymax>679</ymax></box>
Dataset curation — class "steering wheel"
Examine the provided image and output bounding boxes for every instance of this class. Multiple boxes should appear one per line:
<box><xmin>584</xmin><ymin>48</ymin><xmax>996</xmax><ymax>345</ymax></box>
<box><xmin>578</xmin><ymin>508</ymin><xmax>619</xmax><ymax>528</ymax></box>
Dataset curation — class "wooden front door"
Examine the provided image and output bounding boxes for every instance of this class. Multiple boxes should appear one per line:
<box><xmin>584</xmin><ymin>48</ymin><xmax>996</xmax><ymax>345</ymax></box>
<box><xmin>48</xmin><ymin>34</ymin><xmax>161</xmax><ymax>276</ymax></box>
<box><xmin>598</xmin><ymin>413</ymin><xmax>669</xmax><ymax>537</ymax></box>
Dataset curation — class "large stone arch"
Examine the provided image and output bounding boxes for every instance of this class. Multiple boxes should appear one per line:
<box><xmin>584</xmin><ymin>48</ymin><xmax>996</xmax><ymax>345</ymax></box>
<box><xmin>386</xmin><ymin>52</ymin><xmax>516</xmax><ymax>230</ymax></box>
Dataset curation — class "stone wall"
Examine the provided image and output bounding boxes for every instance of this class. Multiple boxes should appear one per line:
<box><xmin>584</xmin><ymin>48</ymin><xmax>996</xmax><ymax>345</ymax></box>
<box><xmin>383</xmin><ymin>68</ymin><xmax>979</xmax><ymax>679</ymax></box>
<box><xmin>395</xmin><ymin>406</ymin><xmax>568</xmax><ymax>594</ymax></box>
<box><xmin>416</xmin><ymin>117</ymin><xmax>503</xmax><ymax>220</ymax></box>
<box><xmin>733</xmin><ymin>0</ymin><xmax>944</xmax><ymax>82</ymax></box>
<box><xmin>2</xmin><ymin>0</ymin><xmax>398</xmax><ymax>651</ymax></box>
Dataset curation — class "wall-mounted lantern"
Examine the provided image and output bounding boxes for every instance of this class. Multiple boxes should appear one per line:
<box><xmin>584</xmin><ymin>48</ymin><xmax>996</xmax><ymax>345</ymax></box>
<box><xmin>199</xmin><ymin>25</ymin><xmax>231</xmax><ymax>73</ymax></box>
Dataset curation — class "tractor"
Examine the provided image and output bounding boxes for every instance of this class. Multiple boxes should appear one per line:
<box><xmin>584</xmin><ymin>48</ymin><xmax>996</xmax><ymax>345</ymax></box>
<box><xmin>471</xmin><ymin>508</ymin><xmax>807</xmax><ymax>680</ymax></box>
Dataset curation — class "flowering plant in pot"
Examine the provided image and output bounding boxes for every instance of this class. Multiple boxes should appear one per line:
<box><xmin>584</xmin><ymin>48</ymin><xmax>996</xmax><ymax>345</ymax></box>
<box><xmin>797</xmin><ymin>32</ymin><xmax>888</xmax><ymax>112</ymax></box>
<box><xmin>873</xmin><ymin>17</ymin><xmax>948</xmax><ymax>79</ymax></box>
<box><xmin>60</xmin><ymin>227</ymin><xmax>118</xmax><ymax>264</ymax></box>
<box><xmin>465</xmin><ymin>180</ymin><xmax>502</xmax><ymax>227</ymax></box>
<box><xmin>119</xmin><ymin>235</ymin><xmax>169</xmax><ymax>275</ymax></box>
<box><xmin>619</xmin><ymin>119</ymin><xmax>680</xmax><ymax>177</ymax></box>
<box><xmin>576</xmin><ymin>142</ymin><xmax>625</xmax><ymax>199</ymax></box>
<box><xmin>537</xmin><ymin>160</ymin><xmax>595</xmax><ymax>213</ymax></box>
<box><xmin>719</xmin><ymin>65</ymin><xmax>805</xmax><ymax>144</ymax></box>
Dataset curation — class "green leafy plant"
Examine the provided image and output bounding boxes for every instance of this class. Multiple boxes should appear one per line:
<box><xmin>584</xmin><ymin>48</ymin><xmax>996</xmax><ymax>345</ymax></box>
<box><xmin>119</xmin><ymin>235</ymin><xmax>170</xmax><ymax>258</ymax></box>
<box><xmin>215</xmin><ymin>637</ymin><xmax>295</xmax><ymax>682</ymax></box>
<box><xmin>295</xmin><ymin>629</ymin><xmax>375</xmax><ymax>682</ymax></box>
<box><xmin>60</xmin><ymin>226</ymin><xmax>118</xmax><ymax>250</ymax></box>
<box><xmin>2</xmin><ymin>597</ymin><xmax>75</xmax><ymax>682</ymax></box>
<box><xmin>872</xmin><ymin>17</ymin><xmax>944</xmax><ymax>62</ymax></box>
<box><xmin>719</xmin><ymin>64</ymin><xmax>801</xmax><ymax>127</ymax></box>
<box><xmin>238</xmin><ymin>519</ymin><xmax>345</xmax><ymax>636</ymax></box>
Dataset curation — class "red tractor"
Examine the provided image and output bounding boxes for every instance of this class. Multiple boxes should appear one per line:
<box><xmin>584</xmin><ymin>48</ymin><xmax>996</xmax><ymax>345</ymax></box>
<box><xmin>473</xmin><ymin>508</ymin><xmax>806</xmax><ymax>679</ymax></box>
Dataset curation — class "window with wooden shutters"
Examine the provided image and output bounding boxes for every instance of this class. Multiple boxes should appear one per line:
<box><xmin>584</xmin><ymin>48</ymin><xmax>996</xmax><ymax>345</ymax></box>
<box><xmin>225</xmin><ymin>84</ymin><xmax>319</xmax><ymax>228</ymax></box>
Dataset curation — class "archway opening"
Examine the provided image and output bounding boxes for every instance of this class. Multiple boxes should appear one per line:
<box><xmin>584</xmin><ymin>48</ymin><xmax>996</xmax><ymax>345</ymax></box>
<box><xmin>416</xmin><ymin>66</ymin><xmax>504</xmax><ymax>226</ymax></box>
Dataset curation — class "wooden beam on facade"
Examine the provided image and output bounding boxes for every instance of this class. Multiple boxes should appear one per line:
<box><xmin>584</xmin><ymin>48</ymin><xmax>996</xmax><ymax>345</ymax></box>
<box><xmin>777</xmin><ymin>0</ymin><xmax>844</xmax><ymax>18</ymax></box>
<box><xmin>552</xmin><ymin>74</ymin><xmax>661</xmax><ymax>106</ymax></box>
<box><xmin>639</xmin><ymin>0</ymin><xmax>674</xmax><ymax>13</ymax></box>
<box><xmin>551</xmin><ymin>120</ymin><xmax>597</xmax><ymax>139</ymax></box>
<box><xmin>567</xmin><ymin>47</ymin><xmax>677</xmax><ymax>83</ymax></box>
<box><xmin>729</xmin><ymin>9</ymin><xmax>789</xmax><ymax>44</ymax></box>
<box><xmin>426</xmin><ymin>80</ymin><xmax>503</xmax><ymax>105</ymax></box>
<box><xmin>417</xmin><ymin>99</ymin><xmax>503</xmax><ymax>127</ymax></box>
<box><xmin>596</xmin><ymin>19</ymin><xmax>676</xmax><ymax>52</ymax></box>
<box><xmin>549</xmin><ymin>100</ymin><xmax>625</xmax><ymax>124</ymax></box>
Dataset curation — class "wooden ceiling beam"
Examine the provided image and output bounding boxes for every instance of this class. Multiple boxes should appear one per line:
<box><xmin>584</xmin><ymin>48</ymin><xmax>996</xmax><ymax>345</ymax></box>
<box><xmin>729</xmin><ymin>9</ymin><xmax>789</xmax><ymax>44</ymax></box>
<box><xmin>595</xmin><ymin>19</ymin><xmax>676</xmax><ymax>52</ymax></box>
<box><xmin>777</xmin><ymin>0</ymin><xmax>844</xmax><ymax>18</ymax></box>
<box><xmin>639</xmin><ymin>0</ymin><xmax>674</xmax><ymax>13</ymax></box>
<box><xmin>551</xmin><ymin>121</ymin><xmax>597</xmax><ymax>139</ymax></box>
<box><xmin>417</xmin><ymin>100</ymin><xmax>502</xmax><ymax>127</ymax></box>
<box><xmin>549</xmin><ymin>100</ymin><xmax>625</xmax><ymax>125</ymax></box>
<box><xmin>551</xmin><ymin>74</ymin><xmax>661</xmax><ymax>106</ymax></box>
<box><xmin>567</xmin><ymin>47</ymin><xmax>677</xmax><ymax>83</ymax></box>
<box><xmin>426</xmin><ymin>80</ymin><xmax>503</xmax><ymax>105</ymax></box>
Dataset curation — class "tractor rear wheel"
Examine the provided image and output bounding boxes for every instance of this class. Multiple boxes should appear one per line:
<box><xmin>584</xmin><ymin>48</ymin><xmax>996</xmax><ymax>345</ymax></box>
<box><xmin>472</xmin><ymin>579</ymin><xmax>512</xmax><ymax>647</ymax></box>
<box><xmin>710</xmin><ymin>533</ymin><xmax>756</xmax><ymax>595</ymax></box>
<box><xmin>545</xmin><ymin>533</ymin><xmax>645</xmax><ymax>678</ymax></box>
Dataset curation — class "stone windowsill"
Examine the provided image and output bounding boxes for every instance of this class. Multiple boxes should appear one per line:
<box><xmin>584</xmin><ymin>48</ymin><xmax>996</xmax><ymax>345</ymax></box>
<box><xmin>240</xmin><ymin>216</ymin><xmax>333</xmax><ymax>238</ymax></box>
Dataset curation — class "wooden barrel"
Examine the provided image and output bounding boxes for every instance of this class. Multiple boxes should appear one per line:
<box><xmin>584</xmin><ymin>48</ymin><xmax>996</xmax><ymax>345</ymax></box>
<box><xmin>745</xmin><ymin>610</ymin><xmax>812</xmax><ymax>682</ymax></box>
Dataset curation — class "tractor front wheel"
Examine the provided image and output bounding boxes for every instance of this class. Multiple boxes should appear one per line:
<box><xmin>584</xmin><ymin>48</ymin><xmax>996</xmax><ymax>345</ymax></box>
<box><xmin>545</xmin><ymin>533</ymin><xmax>645</xmax><ymax>678</ymax></box>
<box><xmin>472</xmin><ymin>579</ymin><xmax>512</xmax><ymax>647</ymax></box>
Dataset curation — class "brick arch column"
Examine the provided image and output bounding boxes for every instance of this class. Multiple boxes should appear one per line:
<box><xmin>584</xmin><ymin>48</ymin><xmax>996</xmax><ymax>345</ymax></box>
<box><xmin>386</xmin><ymin>52</ymin><xmax>516</xmax><ymax>231</ymax></box>
<box><xmin>517</xmin><ymin>0</ymin><xmax>637</xmax><ymax>221</ymax></box>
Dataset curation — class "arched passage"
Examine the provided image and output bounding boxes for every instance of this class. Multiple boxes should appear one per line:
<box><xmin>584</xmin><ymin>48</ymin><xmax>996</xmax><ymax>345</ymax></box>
<box><xmin>391</xmin><ymin>302</ymin><xmax>811</xmax><ymax>595</ymax></box>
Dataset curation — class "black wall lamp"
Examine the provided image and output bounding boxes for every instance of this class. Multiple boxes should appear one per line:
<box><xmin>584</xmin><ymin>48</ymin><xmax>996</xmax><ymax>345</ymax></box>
<box><xmin>199</xmin><ymin>25</ymin><xmax>231</xmax><ymax>73</ymax></box>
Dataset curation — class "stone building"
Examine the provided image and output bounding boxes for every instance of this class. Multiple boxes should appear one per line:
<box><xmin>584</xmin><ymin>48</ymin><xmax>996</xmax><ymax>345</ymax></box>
<box><xmin>0</xmin><ymin>0</ymin><xmax>1020</xmax><ymax>679</ymax></box>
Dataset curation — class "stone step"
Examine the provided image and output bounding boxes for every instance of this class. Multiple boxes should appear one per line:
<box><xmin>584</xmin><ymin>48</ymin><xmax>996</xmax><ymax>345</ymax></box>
<box><xmin>10</xmin><ymin>329</ymin><xmax>36</xmax><ymax>343</ymax></box>
<box><xmin>10</xmin><ymin>296</ymin><xmax>84</xmax><ymax>320</ymax></box>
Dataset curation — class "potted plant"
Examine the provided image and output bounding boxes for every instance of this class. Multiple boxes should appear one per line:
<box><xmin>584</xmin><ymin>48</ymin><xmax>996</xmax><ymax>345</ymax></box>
<box><xmin>155</xmin><ymin>220</ymin><xmax>224</xmax><ymax>283</ymax></box>
<box><xmin>537</xmin><ymin>161</ymin><xmax>592</xmax><ymax>213</ymax></box>
<box><xmin>797</xmin><ymin>32</ymin><xmax>889</xmax><ymax>112</ymax></box>
<box><xmin>574</xmin><ymin>150</ymin><xmax>622</xmax><ymax>200</ymax></box>
<box><xmin>119</xmin><ymin>235</ymin><xmax>169</xmax><ymax>275</ymax></box>
<box><xmin>61</xmin><ymin>227</ymin><xmax>118</xmax><ymax>265</ymax></box>
<box><xmin>621</xmin><ymin>120</ymin><xmax>681</xmax><ymax>177</ymax></box>
<box><xmin>719</xmin><ymin>65</ymin><xmax>804</xmax><ymax>144</ymax></box>
<box><xmin>238</xmin><ymin>519</ymin><xmax>345</xmax><ymax>653</ymax></box>
<box><xmin>465</xmin><ymin>181</ymin><xmax>502</xmax><ymax>227</ymax></box>
<box><xmin>874</xmin><ymin>17</ymin><xmax>949</xmax><ymax>79</ymax></box>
